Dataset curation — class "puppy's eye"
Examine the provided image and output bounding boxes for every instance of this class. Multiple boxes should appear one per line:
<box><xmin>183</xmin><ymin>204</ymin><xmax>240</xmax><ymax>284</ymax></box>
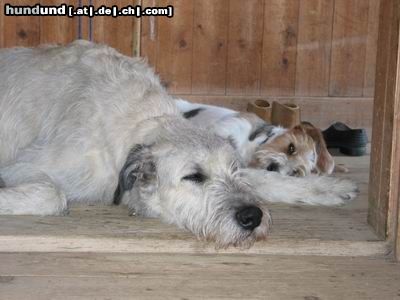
<box><xmin>288</xmin><ymin>143</ymin><xmax>296</xmax><ymax>155</ymax></box>
<box><xmin>182</xmin><ymin>172</ymin><xmax>207</xmax><ymax>184</ymax></box>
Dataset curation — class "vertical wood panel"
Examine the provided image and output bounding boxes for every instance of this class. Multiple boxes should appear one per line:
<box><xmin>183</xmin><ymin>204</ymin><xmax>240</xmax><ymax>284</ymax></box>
<box><xmin>261</xmin><ymin>0</ymin><xmax>299</xmax><ymax>96</ymax></box>
<box><xmin>378</xmin><ymin>0</ymin><xmax>400</xmax><ymax>261</ymax></box>
<box><xmin>363</xmin><ymin>0</ymin><xmax>381</xmax><ymax>97</ymax></box>
<box><xmin>226</xmin><ymin>0</ymin><xmax>264</xmax><ymax>95</ymax></box>
<box><xmin>0</xmin><ymin>4</ymin><xmax>4</xmax><ymax>47</ymax></box>
<box><xmin>156</xmin><ymin>0</ymin><xmax>194</xmax><ymax>94</ymax></box>
<box><xmin>393</xmin><ymin>62</ymin><xmax>400</xmax><ymax>260</ymax></box>
<box><xmin>295</xmin><ymin>0</ymin><xmax>334</xmax><ymax>96</ymax></box>
<box><xmin>368</xmin><ymin>0</ymin><xmax>398</xmax><ymax>240</ymax></box>
<box><xmin>79</xmin><ymin>0</ymin><xmax>91</xmax><ymax>40</ymax></box>
<box><xmin>40</xmin><ymin>0</ymin><xmax>77</xmax><ymax>45</ymax></box>
<box><xmin>329</xmin><ymin>0</ymin><xmax>369</xmax><ymax>96</ymax></box>
<box><xmin>92</xmin><ymin>0</ymin><xmax>135</xmax><ymax>56</ymax></box>
<box><xmin>1</xmin><ymin>0</ymin><xmax>40</xmax><ymax>48</ymax></box>
<box><xmin>397</xmin><ymin>184</ymin><xmax>400</xmax><ymax>261</ymax></box>
<box><xmin>141</xmin><ymin>0</ymin><xmax>158</xmax><ymax>66</ymax></box>
<box><xmin>191</xmin><ymin>0</ymin><xmax>229</xmax><ymax>95</ymax></box>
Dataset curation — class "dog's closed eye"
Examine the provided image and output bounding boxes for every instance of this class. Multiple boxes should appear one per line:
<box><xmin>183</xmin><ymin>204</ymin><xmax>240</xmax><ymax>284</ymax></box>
<box><xmin>182</xmin><ymin>172</ymin><xmax>207</xmax><ymax>184</ymax></box>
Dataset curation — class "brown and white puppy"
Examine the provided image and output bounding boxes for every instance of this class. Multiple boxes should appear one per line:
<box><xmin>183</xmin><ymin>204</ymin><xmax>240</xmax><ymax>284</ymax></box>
<box><xmin>250</xmin><ymin>122</ymin><xmax>335</xmax><ymax>176</ymax></box>
<box><xmin>176</xmin><ymin>99</ymin><xmax>335</xmax><ymax>176</ymax></box>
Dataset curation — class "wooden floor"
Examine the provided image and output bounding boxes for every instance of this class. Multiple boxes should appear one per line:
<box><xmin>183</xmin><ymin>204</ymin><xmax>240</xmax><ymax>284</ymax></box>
<box><xmin>1</xmin><ymin>153</ymin><xmax>399</xmax><ymax>299</ymax></box>
<box><xmin>1</xmin><ymin>253</ymin><xmax>399</xmax><ymax>300</ymax></box>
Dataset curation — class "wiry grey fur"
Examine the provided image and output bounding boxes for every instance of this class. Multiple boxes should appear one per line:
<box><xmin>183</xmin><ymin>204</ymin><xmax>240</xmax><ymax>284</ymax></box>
<box><xmin>0</xmin><ymin>41</ymin><xmax>272</xmax><ymax>247</ymax></box>
<box><xmin>0</xmin><ymin>41</ymin><xmax>357</xmax><ymax>248</ymax></box>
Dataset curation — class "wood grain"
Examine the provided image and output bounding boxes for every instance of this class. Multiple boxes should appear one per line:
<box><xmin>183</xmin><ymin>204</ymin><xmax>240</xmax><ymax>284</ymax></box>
<box><xmin>388</xmin><ymin>0</ymin><xmax>400</xmax><ymax>261</ymax></box>
<box><xmin>0</xmin><ymin>154</ymin><xmax>383</xmax><ymax>257</ymax></box>
<box><xmin>40</xmin><ymin>0</ymin><xmax>77</xmax><ymax>45</ymax></box>
<box><xmin>329</xmin><ymin>0</ymin><xmax>369</xmax><ymax>96</ymax></box>
<box><xmin>261</xmin><ymin>0</ymin><xmax>299</xmax><ymax>96</ymax></box>
<box><xmin>1</xmin><ymin>0</ymin><xmax>380</xmax><ymax>100</ymax></box>
<box><xmin>191</xmin><ymin>0</ymin><xmax>229</xmax><ymax>95</ymax></box>
<box><xmin>91</xmin><ymin>0</ymin><xmax>135</xmax><ymax>56</ymax></box>
<box><xmin>140</xmin><ymin>0</ymin><xmax>159</xmax><ymax>66</ymax></box>
<box><xmin>1</xmin><ymin>253</ymin><xmax>399</xmax><ymax>300</ymax></box>
<box><xmin>295</xmin><ymin>0</ymin><xmax>334</xmax><ymax>96</ymax></box>
<box><xmin>0</xmin><ymin>3</ymin><xmax>4</xmax><ymax>47</ymax></box>
<box><xmin>78</xmin><ymin>0</ymin><xmax>90</xmax><ymax>40</ymax></box>
<box><xmin>1</xmin><ymin>0</ymin><xmax>40</xmax><ymax>48</ymax></box>
<box><xmin>155</xmin><ymin>0</ymin><xmax>194</xmax><ymax>94</ymax></box>
<box><xmin>368</xmin><ymin>0</ymin><xmax>398</xmax><ymax>240</ymax></box>
<box><xmin>394</xmin><ymin>76</ymin><xmax>400</xmax><ymax>260</ymax></box>
<box><xmin>363</xmin><ymin>0</ymin><xmax>381</xmax><ymax>97</ymax></box>
<box><xmin>226</xmin><ymin>0</ymin><xmax>264</xmax><ymax>95</ymax></box>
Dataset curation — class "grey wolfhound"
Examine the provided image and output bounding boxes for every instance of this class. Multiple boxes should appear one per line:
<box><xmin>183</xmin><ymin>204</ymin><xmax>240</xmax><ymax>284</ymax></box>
<box><xmin>0</xmin><ymin>41</ymin><xmax>357</xmax><ymax>248</ymax></box>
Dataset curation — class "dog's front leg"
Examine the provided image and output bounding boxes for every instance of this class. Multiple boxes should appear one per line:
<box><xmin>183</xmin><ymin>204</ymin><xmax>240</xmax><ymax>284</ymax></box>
<box><xmin>243</xmin><ymin>169</ymin><xmax>358</xmax><ymax>206</ymax></box>
<box><xmin>0</xmin><ymin>163</ymin><xmax>68</xmax><ymax>215</ymax></box>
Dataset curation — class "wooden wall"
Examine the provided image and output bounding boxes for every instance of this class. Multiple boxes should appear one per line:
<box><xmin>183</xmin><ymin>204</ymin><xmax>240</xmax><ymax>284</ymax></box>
<box><xmin>0</xmin><ymin>0</ymin><xmax>380</xmax><ymax>131</ymax></box>
<box><xmin>0</xmin><ymin>0</ymin><xmax>138</xmax><ymax>55</ymax></box>
<box><xmin>141</xmin><ymin>0</ymin><xmax>379</xmax><ymax>132</ymax></box>
<box><xmin>366</xmin><ymin>0</ymin><xmax>400</xmax><ymax>261</ymax></box>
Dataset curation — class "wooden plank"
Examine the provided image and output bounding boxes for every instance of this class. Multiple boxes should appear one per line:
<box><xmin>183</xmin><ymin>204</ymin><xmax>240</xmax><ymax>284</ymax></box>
<box><xmin>1</xmin><ymin>253</ymin><xmax>400</xmax><ymax>300</ymax></box>
<box><xmin>397</xmin><ymin>176</ymin><xmax>400</xmax><ymax>260</ymax></box>
<box><xmin>132</xmin><ymin>0</ymin><xmax>142</xmax><ymax>56</ymax></box>
<box><xmin>0</xmin><ymin>236</ymin><xmax>386</xmax><ymax>257</ymax></box>
<box><xmin>295</xmin><ymin>0</ymin><xmax>334</xmax><ymax>96</ymax></box>
<box><xmin>155</xmin><ymin>0</ymin><xmax>194</xmax><ymax>94</ymax></box>
<box><xmin>176</xmin><ymin>95</ymin><xmax>373</xmax><ymax>136</ymax></box>
<box><xmin>191</xmin><ymin>0</ymin><xmax>229</xmax><ymax>95</ymax></box>
<box><xmin>391</xmin><ymin>13</ymin><xmax>400</xmax><ymax>261</ymax></box>
<box><xmin>363</xmin><ymin>0</ymin><xmax>381</xmax><ymax>97</ymax></box>
<box><xmin>261</xmin><ymin>0</ymin><xmax>299</xmax><ymax>96</ymax></box>
<box><xmin>40</xmin><ymin>0</ymin><xmax>78</xmax><ymax>45</ymax></box>
<box><xmin>394</xmin><ymin>91</ymin><xmax>400</xmax><ymax>261</ymax></box>
<box><xmin>329</xmin><ymin>0</ymin><xmax>369</xmax><ymax>96</ymax></box>
<box><xmin>141</xmin><ymin>0</ymin><xmax>159</xmax><ymax>67</ymax></box>
<box><xmin>0</xmin><ymin>155</ymin><xmax>384</xmax><ymax>257</ymax></box>
<box><xmin>0</xmin><ymin>3</ymin><xmax>4</xmax><ymax>47</ymax></box>
<box><xmin>368</xmin><ymin>0</ymin><xmax>399</xmax><ymax>241</ymax></box>
<box><xmin>226</xmin><ymin>0</ymin><xmax>264</xmax><ymax>95</ymax></box>
<box><xmin>91</xmin><ymin>0</ymin><xmax>135</xmax><ymax>56</ymax></box>
<box><xmin>78</xmin><ymin>0</ymin><xmax>90</xmax><ymax>40</ymax></box>
<box><xmin>1</xmin><ymin>0</ymin><xmax>40</xmax><ymax>48</ymax></box>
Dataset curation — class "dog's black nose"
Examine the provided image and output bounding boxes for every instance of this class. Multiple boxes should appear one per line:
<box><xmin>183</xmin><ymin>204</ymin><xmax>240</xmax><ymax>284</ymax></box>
<box><xmin>236</xmin><ymin>206</ymin><xmax>263</xmax><ymax>230</ymax></box>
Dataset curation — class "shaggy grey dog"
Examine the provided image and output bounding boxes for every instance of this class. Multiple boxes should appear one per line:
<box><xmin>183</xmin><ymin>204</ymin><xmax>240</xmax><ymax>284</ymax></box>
<box><xmin>0</xmin><ymin>41</ymin><xmax>357</xmax><ymax>248</ymax></box>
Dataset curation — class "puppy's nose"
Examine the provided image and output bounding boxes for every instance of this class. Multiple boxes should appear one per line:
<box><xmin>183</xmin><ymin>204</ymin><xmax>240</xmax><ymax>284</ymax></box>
<box><xmin>236</xmin><ymin>206</ymin><xmax>263</xmax><ymax>230</ymax></box>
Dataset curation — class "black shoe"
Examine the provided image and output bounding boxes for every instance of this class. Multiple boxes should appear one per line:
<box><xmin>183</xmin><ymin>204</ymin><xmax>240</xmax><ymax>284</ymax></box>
<box><xmin>322</xmin><ymin>122</ymin><xmax>368</xmax><ymax>156</ymax></box>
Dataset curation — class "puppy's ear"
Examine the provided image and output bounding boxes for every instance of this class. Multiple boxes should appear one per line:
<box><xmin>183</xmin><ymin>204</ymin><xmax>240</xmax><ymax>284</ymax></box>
<box><xmin>300</xmin><ymin>121</ymin><xmax>335</xmax><ymax>174</ymax></box>
<box><xmin>291</xmin><ymin>123</ymin><xmax>307</xmax><ymax>135</ymax></box>
<box><xmin>113</xmin><ymin>144</ymin><xmax>156</xmax><ymax>205</ymax></box>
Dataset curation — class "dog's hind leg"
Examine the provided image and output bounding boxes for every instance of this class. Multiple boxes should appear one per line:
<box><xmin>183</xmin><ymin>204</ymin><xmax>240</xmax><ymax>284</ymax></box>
<box><xmin>0</xmin><ymin>163</ymin><xmax>68</xmax><ymax>215</ymax></box>
<box><xmin>243</xmin><ymin>169</ymin><xmax>358</xmax><ymax>206</ymax></box>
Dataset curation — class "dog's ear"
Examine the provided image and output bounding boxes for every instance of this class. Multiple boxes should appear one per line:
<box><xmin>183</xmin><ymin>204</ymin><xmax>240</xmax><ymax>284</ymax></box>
<box><xmin>113</xmin><ymin>144</ymin><xmax>156</xmax><ymax>205</ymax></box>
<box><xmin>300</xmin><ymin>121</ymin><xmax>335</xmax><ymax>174</ymax></box>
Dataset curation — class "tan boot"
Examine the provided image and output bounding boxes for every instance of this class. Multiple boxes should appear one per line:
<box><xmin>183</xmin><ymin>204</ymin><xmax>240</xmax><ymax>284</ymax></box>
<box><xmin>271</xmin><ymin>102</ymin><xmax>301</xmax><ymax>128</ymax></box>
<box><xmin>247</xmin><ymin>99</ymin><xmax>272</xmax><ymax>123</ymax></box>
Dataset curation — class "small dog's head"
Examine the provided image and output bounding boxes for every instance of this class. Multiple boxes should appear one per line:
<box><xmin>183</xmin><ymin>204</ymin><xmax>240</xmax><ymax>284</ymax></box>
<box><xmin>113</xmin><ymin>116</ymin><xmax>271</xmax><ymax>248</ymax></box>
<box><xmin>250</xmin><ymin>122</ymin><xmax>334</xmax><ymax>176</ymax></box>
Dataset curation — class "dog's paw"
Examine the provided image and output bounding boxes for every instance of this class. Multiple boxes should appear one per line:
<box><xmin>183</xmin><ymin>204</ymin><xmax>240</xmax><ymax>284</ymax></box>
<box><xmin>313</xmin><ymin>177</ymin><xmax>358</xmax><ymax>206</ymax></box>
<box><xmin>293</xmin><ymin>176</ymin><xmax>359</xmax><ymax>206</ymax></box>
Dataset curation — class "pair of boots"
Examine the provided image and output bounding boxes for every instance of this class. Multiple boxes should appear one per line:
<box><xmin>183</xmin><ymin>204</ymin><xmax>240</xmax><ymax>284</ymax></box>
<box><xmin>247</xmin><ymin>99</ymin><xmax>300</xmax><ymax>128</ymax></box>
